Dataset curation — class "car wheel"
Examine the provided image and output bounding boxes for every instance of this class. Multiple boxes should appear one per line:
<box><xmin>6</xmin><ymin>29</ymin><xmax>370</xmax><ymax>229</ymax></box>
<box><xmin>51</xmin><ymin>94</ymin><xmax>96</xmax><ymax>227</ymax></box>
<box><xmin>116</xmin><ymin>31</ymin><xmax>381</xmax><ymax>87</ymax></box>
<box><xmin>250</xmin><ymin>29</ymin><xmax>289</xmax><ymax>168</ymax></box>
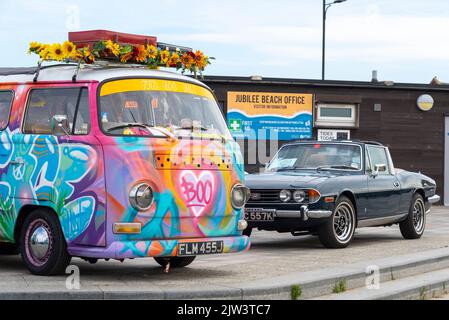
<box><xmin>318</xmin><ymin>196</ymin><xmax>356</xmax><ymax>249</ymax></box>
<box><xmin>20</xmin><ymin>209</ymin><xmax>71</xmax><ymax>275</ymax></box>
<box><xmin>242</xmin><ymin>227</ymin><xmax>253</xmax><ymax>237</ymax></box>
<box><xmin>400</xmin><ymin>194</ymin><xmax>426</xmax><ymax>239</ymax></box>
<box><xmin>0</xmin><ymin>242</ymin><xmax>19</xmax><ymax>255</ymax></box>
<box><xmin>154</xmin><ymin>256</ymin><xmax>196</xmax><ymax>268</ymax></box>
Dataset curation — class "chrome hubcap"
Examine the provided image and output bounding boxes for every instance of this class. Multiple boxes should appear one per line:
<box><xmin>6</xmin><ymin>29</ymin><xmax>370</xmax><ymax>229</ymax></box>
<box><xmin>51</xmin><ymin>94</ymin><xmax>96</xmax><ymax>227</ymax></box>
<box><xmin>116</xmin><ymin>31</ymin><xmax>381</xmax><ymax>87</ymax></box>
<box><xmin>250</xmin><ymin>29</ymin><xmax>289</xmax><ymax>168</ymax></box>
<box><xmin>333</xmin><ymin>202</ymin><xmax>354</xmax><ymax>243</ymax></box>
<box><xmin>413</xmin><ymin>198</ymin><xmax>425</xmax><ymax>234</ymax></box>
<box><xmin>26</xmin><ymin>219</ymin><xmax>53</xmax><ymax>267</ymax></box>
<box><xmin>30</xmin><ymin>226</ymin><xmax>50</xmax><ymax>260</ymax></box>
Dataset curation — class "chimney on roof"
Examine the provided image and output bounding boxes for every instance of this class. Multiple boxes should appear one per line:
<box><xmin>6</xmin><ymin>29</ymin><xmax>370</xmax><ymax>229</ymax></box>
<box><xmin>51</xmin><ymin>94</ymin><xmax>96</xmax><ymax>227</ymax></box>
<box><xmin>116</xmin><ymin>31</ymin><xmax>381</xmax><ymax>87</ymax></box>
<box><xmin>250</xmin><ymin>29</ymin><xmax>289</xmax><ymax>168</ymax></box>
<box><xmin>430</xmin><ymin>76</ymin><xmax>445</xmax><ymax>85</ymax></box>
<box><xmin>371</xmin><ymin>70</ymin><xmax>378</xmax><ymax>83</ymax></box>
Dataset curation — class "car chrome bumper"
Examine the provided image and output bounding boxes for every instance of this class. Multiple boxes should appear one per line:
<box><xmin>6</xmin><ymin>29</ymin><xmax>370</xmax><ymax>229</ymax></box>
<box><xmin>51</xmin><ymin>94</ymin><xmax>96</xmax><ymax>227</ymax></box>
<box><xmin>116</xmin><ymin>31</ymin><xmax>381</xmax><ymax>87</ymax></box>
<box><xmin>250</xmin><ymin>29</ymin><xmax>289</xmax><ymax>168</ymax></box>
<box><xmin>276</xmin><ymin>206</ymin><xmax>333</xmax><ymax>221</ymax></box>
<box><xmin>428</xmin><ymin>195</ymin><xmax>440</xmax><ymax>204</ymax></box>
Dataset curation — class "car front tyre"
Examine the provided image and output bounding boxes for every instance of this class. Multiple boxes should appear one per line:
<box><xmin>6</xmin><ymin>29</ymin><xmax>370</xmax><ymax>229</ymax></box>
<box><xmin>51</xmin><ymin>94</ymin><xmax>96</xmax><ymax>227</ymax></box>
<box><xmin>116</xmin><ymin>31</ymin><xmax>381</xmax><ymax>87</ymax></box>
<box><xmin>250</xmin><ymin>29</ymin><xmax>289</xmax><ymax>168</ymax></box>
<box><xmin>318</xmin><ymin>196</ymin><xmax>356</xmax><ymax>249</ymax></box>
<box><xmin>20</xmin><ymin>209</ymin><xmax>71</xmax><ymax>276</ymax></box>
<box><xmin>400</xmin><ymin>194</ymin><xmax>426</xmax><ymax>240</ymax></box>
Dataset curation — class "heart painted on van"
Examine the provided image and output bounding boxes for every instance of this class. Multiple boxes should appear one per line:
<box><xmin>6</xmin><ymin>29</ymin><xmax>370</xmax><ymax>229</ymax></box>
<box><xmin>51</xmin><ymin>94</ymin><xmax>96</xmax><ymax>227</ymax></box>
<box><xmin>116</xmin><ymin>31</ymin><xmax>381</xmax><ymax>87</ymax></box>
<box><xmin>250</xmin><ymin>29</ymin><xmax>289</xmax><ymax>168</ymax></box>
<box><xmin>179</xmin><ymin>170</ymin><xmax>215</xmax><ymax>217</ymax></box>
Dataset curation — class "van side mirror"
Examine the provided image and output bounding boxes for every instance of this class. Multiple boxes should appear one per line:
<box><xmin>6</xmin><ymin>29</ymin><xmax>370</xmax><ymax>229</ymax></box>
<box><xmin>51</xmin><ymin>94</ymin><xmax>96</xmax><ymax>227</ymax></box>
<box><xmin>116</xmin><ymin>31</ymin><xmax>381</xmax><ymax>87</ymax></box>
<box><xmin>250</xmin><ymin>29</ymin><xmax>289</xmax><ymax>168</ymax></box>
<box><xmin>51</xmin><ymin>115</ymin><xmax>70</xmax><ymax>136</ymax></box>
<box><xmin>373</xmin><ymin>164</ymin><xmax>387</xmax><ymax>176</ymax></box>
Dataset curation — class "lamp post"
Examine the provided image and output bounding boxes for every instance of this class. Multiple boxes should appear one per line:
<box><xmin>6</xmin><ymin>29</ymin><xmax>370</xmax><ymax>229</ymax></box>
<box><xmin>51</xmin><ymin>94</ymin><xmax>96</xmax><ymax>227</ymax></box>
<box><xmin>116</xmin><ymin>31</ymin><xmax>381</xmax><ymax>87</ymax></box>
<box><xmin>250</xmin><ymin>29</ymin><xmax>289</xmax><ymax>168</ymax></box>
<box><xmin>322</xmin><ymin>0</ymin><xmax>347</xmax><ymax>80</ymax></box>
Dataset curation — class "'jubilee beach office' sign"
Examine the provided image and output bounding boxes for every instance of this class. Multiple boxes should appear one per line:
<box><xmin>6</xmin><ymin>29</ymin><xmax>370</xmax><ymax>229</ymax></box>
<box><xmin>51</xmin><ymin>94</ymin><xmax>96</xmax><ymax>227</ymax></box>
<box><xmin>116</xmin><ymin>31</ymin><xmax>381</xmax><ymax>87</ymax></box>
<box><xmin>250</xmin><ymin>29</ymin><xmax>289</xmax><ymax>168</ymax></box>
<box><xmin>227</xmin><ymin>92</ymin><xmax>313</xmax><ymax>140</ymax></box>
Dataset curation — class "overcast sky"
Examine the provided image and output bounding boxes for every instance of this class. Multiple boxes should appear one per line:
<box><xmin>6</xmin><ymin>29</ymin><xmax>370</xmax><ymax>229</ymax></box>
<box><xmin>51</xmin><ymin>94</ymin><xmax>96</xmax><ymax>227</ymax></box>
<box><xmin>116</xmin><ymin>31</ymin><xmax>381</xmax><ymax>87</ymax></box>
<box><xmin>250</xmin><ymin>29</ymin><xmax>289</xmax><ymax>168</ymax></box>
<box><xmin>1</xmin><ymin>0</ymin><xmax>449</xmax><ymax>83</ymax></box>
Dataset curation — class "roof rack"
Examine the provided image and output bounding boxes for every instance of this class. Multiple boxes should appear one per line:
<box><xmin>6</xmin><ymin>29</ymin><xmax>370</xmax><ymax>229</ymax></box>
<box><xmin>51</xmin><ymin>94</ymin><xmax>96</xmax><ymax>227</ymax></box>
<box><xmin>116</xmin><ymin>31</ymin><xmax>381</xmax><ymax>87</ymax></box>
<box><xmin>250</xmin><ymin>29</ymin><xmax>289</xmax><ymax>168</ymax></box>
<box><xmin>157</xmin><ymin>42</ymin><xmax>192</xmax><ymax>53</ymax></box>
<box><xmin>30</xmin><ymin>60</ymin><xmax>155</xmax><ymax>83</ymax></box>
<box><xmin>0</xmin><ymin>67</ymin><xmax>39</xmax><ymax>76</ymax></box>
<box><xmin>0</xmin><ymin>63</ymin><xmax>80</xmax><ymax>81</ymax></box>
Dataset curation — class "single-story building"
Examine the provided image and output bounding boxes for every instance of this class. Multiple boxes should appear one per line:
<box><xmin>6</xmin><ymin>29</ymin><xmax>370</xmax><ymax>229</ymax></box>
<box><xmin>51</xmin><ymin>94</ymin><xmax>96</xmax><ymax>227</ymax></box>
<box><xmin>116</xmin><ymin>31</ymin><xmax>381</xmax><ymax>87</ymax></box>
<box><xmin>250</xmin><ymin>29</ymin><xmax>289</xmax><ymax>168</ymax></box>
<box><xmin>202</xmin><ymin>76</ymin><xmax>449</xmax><ymax>205</ymax></box>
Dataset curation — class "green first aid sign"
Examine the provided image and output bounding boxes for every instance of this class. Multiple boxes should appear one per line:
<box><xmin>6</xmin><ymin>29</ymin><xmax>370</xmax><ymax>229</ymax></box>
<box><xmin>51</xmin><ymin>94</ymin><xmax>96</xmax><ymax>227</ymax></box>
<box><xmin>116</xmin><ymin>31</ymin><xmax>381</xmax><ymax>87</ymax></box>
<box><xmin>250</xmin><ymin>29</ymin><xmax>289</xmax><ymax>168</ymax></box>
<box><xmin>228</xmin><ymin>119</ymin><xmax>242</xmax><ymax>132</ymax></box>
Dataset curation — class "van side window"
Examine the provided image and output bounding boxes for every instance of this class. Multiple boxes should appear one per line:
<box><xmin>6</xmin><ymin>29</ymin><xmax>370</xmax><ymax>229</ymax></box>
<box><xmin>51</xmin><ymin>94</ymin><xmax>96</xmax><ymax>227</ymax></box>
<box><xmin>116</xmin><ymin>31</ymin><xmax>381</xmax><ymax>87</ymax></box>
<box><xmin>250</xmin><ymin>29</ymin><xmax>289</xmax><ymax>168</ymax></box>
<box><xmin>24</xmin><ymin>88</ymin><xmax>91</xmax><ymax>135</ymax></box>
<box><xmin>73</xmin><ymin>88</ymin><xmax>91</xmax><ymax>135</ymax></box>
<box><xmin>0</xmin><ymin>91</ymin><xmax>14</xmax><ymax>130</ymax></box>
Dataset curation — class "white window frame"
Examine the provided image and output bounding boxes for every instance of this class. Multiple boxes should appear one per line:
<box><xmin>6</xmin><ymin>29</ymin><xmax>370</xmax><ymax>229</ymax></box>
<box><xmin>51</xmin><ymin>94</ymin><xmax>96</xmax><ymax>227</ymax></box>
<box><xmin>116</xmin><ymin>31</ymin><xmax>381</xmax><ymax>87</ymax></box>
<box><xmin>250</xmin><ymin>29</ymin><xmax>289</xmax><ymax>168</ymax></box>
<box><xmin>315</xmin><ymin>103</ymin><xmax>357</xmax><ymax>128</ymax></box>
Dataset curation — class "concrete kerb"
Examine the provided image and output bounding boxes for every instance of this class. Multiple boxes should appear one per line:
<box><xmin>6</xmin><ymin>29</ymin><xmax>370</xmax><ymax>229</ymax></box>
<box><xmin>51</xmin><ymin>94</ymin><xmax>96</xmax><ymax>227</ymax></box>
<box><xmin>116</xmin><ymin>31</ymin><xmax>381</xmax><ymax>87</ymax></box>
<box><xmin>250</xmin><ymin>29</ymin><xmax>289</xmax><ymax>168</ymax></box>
<box><xmin>2</xmin><ymin>247</ymin><xmax>449</xmax><ymax>300</ymax></box>
<box><xmin>238</xmin><ymin>247</ymin><xmax>449</xmax><ymax>300</ymax></box>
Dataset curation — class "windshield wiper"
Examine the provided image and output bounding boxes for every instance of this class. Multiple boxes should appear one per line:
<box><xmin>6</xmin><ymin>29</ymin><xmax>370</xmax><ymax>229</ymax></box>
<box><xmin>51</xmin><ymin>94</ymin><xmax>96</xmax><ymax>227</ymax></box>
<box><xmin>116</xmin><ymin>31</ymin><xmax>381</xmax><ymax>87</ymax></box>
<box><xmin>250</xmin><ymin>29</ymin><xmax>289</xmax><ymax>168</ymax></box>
<box><xmin>174</xmin><ymin>125</ymin><xmax>208</xmax><ymax>132</ymax></box>
<box><xmin>106</xmin><ymin>123</ymin><xmax>154</xmax><ymax>133</ymax></box>
<box><xmin>274</xmin><ymin>167</ymin><xmax>303</xmax><ymax>172</ymax></box>
<box><xmin>316</xmin><ymin>165</ymin><xmax>359</xmax><ymax>171</ymax></box>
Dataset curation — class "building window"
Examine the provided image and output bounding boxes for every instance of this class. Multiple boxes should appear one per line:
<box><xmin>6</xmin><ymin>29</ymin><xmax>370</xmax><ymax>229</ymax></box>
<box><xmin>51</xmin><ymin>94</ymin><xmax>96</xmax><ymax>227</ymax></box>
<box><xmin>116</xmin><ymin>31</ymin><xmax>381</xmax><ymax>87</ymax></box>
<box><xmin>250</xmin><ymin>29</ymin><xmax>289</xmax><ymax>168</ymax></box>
<box><xmin>315</xmin><ymin>103</ymin><xmax>357</xmax><ymax>128</ymax></box>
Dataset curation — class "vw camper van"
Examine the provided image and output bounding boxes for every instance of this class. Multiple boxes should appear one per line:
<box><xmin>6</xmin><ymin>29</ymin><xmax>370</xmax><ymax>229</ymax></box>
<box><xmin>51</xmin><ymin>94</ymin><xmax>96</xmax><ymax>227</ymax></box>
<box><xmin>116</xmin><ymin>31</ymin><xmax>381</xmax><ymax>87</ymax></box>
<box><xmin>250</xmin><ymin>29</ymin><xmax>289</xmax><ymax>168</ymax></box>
<box><xmin>0</xmin><ymin>64</ymin><xmax>250</xmax><ymax>275</ymax></box>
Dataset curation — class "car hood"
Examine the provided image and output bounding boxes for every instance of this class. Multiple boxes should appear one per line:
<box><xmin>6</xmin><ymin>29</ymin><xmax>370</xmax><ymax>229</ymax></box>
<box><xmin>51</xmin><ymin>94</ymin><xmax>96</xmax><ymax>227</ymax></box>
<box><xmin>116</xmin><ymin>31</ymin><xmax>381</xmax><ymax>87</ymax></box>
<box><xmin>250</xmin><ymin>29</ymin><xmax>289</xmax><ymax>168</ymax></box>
<box><xmin>245</xmin><ymin>171</ymin><xmax>333</xmax><ymax>189</ymax></box>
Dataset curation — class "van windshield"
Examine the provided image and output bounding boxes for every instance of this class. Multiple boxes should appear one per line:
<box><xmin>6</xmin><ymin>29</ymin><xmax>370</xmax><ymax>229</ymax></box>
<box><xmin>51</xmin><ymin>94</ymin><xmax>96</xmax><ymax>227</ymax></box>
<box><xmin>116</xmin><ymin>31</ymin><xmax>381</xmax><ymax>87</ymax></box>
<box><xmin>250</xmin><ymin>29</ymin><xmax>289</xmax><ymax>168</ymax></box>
<box><xmin>99</xmin><ymin>79</ymin><xmax>231</xmax><ymax>139</ymax></box>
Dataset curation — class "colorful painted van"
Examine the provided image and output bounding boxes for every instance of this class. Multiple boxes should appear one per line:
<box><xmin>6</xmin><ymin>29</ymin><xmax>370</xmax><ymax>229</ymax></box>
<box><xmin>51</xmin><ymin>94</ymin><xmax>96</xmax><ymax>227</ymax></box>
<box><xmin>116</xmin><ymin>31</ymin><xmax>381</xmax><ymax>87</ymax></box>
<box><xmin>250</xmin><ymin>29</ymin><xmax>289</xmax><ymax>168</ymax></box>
<box><xmin>0</xmin><ymin>65</ymin><xmax>250</xmax><ymax>275</ymax></box>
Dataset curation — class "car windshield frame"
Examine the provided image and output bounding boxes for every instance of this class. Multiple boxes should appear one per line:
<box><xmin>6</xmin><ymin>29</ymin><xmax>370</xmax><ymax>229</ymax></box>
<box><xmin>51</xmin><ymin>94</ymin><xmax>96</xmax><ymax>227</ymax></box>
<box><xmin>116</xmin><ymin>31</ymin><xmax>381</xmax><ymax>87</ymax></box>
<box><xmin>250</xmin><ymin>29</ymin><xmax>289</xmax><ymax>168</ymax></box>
<box><xmin>97</xmin><ymin>77</ymin><xmax>232</xmax><ymax>140</ymax></box>
<box><xmin>267</xmin><ymin>143</ymin><xmax>364</xmax><ymax>173</ymax></box>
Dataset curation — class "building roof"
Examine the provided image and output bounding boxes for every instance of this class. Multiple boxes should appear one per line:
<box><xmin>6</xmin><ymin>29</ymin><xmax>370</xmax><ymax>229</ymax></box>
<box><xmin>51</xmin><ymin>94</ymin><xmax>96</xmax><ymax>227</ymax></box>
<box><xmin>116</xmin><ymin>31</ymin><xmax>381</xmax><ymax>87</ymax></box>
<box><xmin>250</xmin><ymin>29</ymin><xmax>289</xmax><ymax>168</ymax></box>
<box><xmin>284</xmin><ymin>140</ymin><xmax>384</xmax><ymax>147</ymax></box>
<box><xmin>0</xmin><ymin>64</ymin><xmax>208</xmax><ymax>88</ymax></box>
<box><xmin>201</xmin><ymin>75</ymin><xmax>449</xmax><ymax>92</ymax></box>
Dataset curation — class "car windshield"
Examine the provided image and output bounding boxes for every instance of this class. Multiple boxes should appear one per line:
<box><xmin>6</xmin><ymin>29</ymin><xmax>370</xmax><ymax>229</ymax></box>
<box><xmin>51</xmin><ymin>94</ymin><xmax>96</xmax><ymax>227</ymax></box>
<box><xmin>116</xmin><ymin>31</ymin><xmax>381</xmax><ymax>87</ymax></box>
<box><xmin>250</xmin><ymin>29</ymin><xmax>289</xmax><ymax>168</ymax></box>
<box><xmin>99</xmin><ymin>79</ymin><xmax>231</xmax><ymax>139</ymax></box>
<box><xmin>267</xmin><ymin>144</ymin><xmax>362</xmax><ymax>172</ymax></box>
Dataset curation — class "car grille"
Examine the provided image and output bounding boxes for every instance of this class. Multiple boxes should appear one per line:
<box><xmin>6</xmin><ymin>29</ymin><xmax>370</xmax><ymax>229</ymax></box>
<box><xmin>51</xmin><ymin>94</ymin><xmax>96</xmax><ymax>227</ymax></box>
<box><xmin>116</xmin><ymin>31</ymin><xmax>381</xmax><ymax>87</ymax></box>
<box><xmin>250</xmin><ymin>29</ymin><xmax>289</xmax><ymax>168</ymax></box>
<box><xmin>248</xmin><ymin>189</ymin><xmax>311</xmax><ymax>204</ymax></box>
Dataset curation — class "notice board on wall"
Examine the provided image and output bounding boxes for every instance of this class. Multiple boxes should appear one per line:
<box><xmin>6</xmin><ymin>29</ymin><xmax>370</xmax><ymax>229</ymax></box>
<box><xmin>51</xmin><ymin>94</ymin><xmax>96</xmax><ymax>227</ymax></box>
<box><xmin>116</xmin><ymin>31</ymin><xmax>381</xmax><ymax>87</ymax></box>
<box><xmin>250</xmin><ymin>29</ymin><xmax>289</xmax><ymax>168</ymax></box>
<box><xmin>227</xmin><ymin>92</ymin><xmax>313</xmax><ymax>140</ymax></box>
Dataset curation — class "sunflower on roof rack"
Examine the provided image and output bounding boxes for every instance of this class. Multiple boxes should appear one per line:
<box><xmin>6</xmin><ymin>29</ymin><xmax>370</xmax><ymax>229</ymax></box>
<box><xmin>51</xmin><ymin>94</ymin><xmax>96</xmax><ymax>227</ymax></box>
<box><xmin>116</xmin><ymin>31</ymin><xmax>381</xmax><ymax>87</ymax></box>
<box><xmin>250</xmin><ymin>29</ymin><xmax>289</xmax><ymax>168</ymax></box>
<box><xmin>28</xmin><ymin>39</ymin><xmax>212</xmax><ymax>77</ymax></box>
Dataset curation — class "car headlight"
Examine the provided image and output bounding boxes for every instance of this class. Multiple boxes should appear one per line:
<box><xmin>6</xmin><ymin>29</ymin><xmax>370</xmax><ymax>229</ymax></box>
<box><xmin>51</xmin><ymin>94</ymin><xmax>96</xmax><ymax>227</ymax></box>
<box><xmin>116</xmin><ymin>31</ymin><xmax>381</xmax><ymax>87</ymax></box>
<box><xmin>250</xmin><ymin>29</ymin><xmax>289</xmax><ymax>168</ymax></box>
<box><xmin>129</xmin><ymin>183</ymin><xmax>154</xmax><ymax>211</ymax></box>
<box><xmin>293</xmin><ymin>190</ymin><xmax>306</xmax><ymax>203</ymax></box>
<box><xmin>280</xmin><ymin>190</ymin><xmax>292</xmax><ymax>203</ymax></box>
<box><xmin>231</xmin><ymin>184</ymin><xmax>250</xmax><ymax>209</ymax></box>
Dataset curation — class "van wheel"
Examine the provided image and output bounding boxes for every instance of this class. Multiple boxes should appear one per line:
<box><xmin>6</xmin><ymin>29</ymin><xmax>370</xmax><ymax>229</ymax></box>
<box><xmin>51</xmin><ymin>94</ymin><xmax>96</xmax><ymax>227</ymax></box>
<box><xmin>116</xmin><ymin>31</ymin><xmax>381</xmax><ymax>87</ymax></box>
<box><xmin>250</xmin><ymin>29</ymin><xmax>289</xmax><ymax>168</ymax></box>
<box><xmin>318</xmin><ymin>196</ymin><xmax>356</xmax><ymax>249</ymax></box>
<box><xmin>400</xmin><ymin>194</ymin><xmax>426</xmax><ymax>239</ymax></box>
<box><xmin>154</xmin><ymin>256</ymin><xmax>196</xmax><ymax>268</ymax></box>
<box><xmin>0</xmin><ymin>242</ymin><xmax>19</xmax><ymax>255</ymax></box>
<box><xmin>20</xmin><ymin>209</ymin><xmax>71</xmax><ymax>275</ymax></box>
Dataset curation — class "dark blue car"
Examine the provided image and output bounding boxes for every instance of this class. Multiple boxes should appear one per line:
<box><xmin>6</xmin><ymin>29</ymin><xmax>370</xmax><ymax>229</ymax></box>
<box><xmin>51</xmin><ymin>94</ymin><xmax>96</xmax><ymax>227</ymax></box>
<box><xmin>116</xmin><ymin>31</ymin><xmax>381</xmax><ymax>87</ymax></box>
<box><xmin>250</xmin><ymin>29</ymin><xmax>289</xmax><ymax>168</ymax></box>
<box><xmin>244</xmin><ymin>141</ymin><xmax>440</xmax><ymax>248</ymax></box>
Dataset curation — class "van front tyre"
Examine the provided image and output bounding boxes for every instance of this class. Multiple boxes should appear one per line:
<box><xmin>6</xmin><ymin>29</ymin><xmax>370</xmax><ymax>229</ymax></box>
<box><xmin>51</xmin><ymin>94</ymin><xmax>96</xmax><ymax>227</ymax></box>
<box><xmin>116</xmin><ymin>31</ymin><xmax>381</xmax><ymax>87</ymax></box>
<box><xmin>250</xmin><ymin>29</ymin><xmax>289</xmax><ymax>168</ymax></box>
<box><xmin>20</xmin><ymin>209</ymin><xmax>71</xmax><ymax>275</ymax></box>
<box><xmin>154</xmin><ymin>256</ymin><xmax>196</xmax><ymax>268</ymax></box>
<box><xmin>318</xmin><ymin>196</ymin><xmax>356</xmax><ymax>249</ymax></box>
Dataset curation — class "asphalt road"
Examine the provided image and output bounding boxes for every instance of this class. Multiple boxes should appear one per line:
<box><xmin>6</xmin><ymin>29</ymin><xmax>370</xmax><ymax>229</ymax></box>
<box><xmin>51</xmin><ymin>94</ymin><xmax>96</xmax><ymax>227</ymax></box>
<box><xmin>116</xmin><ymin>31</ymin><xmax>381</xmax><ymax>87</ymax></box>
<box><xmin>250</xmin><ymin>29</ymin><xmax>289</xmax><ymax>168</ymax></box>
<box><xmin>0</xmin><ymin>207</ymin><xmax>448</xmax><ymax>293</ymax></box>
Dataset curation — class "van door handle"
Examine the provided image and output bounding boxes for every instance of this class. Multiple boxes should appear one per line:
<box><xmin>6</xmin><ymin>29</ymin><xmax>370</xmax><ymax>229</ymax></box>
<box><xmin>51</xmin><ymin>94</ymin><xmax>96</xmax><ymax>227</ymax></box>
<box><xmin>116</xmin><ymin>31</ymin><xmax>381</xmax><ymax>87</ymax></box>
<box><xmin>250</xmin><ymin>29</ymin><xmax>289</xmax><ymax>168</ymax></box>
<box><xmin>10</xmin><ymin>159</ymin><xmax>24</xmax><ymax>166</ymax></box>
<box><xmin>393</xmin><ymin>182</ymin><xmax>400</xmax><ymax>188</ymax></box>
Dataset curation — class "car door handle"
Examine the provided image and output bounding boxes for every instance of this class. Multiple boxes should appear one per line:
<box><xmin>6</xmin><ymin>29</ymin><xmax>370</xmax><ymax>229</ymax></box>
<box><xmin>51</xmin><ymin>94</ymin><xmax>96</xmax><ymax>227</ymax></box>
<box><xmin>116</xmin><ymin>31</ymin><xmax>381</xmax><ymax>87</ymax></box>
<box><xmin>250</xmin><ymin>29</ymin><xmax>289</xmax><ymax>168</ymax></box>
<box><xmin>393</xmin><ymin>182</ymin><xmax>400</xmax><ymax>188</ymax></box>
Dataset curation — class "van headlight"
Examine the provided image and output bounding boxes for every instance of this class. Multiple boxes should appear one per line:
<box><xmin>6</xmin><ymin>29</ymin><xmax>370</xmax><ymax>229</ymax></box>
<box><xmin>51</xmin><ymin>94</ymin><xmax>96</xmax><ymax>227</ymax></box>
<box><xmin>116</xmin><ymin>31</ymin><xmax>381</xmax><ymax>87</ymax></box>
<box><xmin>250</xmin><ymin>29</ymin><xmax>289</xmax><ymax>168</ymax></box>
<box><xmin>231</xmin><ymin>184</ymin><xmax>250</xmax><ymax>209</ymax></box>
<box><xmin>129</xmin><ymin>183</ymin><xmax>154</xmax><ymax>211</ymax></box>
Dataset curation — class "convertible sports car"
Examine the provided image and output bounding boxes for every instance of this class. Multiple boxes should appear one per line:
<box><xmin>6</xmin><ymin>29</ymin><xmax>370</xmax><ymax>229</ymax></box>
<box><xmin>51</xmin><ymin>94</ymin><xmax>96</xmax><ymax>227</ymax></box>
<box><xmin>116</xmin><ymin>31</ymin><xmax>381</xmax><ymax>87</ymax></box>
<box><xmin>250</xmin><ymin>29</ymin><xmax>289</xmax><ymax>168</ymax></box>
<box><xmin>244</xmin><ymin>141</ymin><xmax>440</xmax><ymax>248</ymax></box>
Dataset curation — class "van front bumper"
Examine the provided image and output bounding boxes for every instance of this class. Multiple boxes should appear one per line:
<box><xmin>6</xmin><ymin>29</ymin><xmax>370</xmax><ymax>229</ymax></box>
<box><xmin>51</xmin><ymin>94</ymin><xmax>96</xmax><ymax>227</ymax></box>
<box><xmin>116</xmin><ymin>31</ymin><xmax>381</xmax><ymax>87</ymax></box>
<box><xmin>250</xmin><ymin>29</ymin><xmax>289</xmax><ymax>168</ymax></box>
<box><xmin>67</xmin><ymin>235</ymin><xmax>251</xmax><ymax>259</ymax></box>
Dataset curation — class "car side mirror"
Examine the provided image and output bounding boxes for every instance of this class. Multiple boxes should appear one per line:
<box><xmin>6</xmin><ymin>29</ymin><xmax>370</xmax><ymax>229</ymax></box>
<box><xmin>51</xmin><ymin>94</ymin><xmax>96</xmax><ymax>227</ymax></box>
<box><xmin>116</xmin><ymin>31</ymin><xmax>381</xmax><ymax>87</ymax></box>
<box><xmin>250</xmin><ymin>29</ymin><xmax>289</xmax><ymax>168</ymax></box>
<box><xmin>373</xmin><ymin>164</ymin><xmax>387</xmax><ymax>176</ymax></box>
<box><xmin>51</xmin><ymin>115</ymin><xmax>70</xmax><ymax>136</ymax></box>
